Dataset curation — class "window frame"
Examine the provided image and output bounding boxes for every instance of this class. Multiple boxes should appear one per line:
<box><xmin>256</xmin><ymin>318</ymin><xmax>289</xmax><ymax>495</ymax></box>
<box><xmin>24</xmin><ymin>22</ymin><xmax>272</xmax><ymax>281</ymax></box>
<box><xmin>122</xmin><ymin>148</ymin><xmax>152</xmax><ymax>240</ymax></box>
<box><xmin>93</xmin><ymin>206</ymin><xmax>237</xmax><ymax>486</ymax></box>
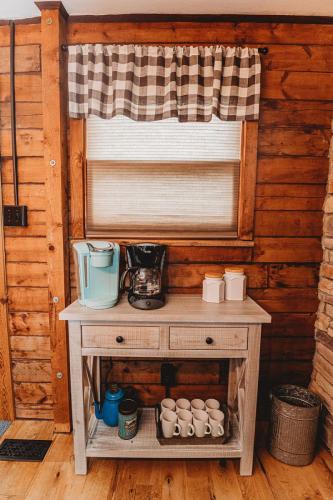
<box><xmin>68</xmin><ymin>119</ymin><xmax>258</xmax><ymax>244</ymax></box>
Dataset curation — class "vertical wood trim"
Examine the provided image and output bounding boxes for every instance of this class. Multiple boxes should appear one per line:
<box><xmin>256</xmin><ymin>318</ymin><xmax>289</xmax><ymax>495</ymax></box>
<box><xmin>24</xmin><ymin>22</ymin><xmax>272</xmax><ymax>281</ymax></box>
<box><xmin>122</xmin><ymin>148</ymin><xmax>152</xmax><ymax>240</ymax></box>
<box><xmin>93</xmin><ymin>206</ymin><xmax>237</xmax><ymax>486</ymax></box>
<box><xmin>0</xmin><ymin>177</ymin><xmax>15</xmax><ymax>421</ymax></box>
<box><xmin>38</xmin><ymin>2</ymin><xmax>71</xmax><ymax>431</ymax></box>
<box><xmin>69</xmin><ymin>118</ymin><xmax>85</xmax><ymax>239</ymax></box>
<box><xmin>239</xmin><ymin>324</ymin><xmax>261</xmax><ymax>476</ymax></box>
<box><xmin>68</xmin><ymin>320</ymin><xmax>88</xmax><ymax>474</ymax></box>
<box><xmin>238</xmin><ymin>121</ymin><xmax>258</xmax><ymax>240</ymax></box>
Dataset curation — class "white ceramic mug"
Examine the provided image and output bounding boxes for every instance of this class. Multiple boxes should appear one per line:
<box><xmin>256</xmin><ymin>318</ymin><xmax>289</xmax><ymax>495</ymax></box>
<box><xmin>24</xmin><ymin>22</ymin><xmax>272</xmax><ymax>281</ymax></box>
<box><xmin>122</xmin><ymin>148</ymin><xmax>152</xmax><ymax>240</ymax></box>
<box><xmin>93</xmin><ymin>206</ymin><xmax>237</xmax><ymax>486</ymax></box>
<box><xmin>205</xmin><ymin>398</ymin><xmax>220</xmax><ymax>412</ymax></box>
<box><xmin>161</xmin><ymin>398</ymin><xmax>176</xmax><ymax>412</ymax></box>
<box><xmin>177</xmin><ymin>409</ymin><xmax>195</xmax><ymax>438</ymax></box>
<box><xmin>161</xmin><ymin>409</ymin><xmax>181</xmax><ymax>438</ymax></box>
<box><xmin>192</xmin><ymin>409</ymin><xmax>212</xmax><ymax>438</ymax></box>
<box><xmin>208</xmin><ymin>409</ymin><xmax>224</xmax><ymax>438</ymax></box>
<box><xmin>176</xmin><ymin>398</ymin><xmax>191</xmax><ymax>413</ymax></box>
<box><xmin>191</xmin><ymin>398</ymin><xmax>206</xmax><ymax>412</ymax></box>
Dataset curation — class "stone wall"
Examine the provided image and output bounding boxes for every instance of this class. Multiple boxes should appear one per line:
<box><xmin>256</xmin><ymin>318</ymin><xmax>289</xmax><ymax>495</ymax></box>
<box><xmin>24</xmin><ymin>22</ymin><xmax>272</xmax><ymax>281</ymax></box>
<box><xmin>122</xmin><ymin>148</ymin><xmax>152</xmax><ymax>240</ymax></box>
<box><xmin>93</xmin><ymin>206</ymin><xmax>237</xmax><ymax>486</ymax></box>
<box><xmin>310</xmin><ymin>124</ymin><xmax>333</xmax><ymax>453</ymax></box>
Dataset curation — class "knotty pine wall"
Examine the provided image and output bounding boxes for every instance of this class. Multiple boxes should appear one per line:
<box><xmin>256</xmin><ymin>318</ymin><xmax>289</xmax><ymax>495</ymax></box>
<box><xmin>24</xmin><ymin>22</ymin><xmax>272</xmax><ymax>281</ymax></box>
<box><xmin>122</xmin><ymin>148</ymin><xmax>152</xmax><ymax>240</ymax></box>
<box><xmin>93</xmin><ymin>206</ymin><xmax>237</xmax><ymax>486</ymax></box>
<box><xmin>1</xmin><ymin>18</ymin><xmax>332</xmax><ymax>419</ymax></box>
<box><xmin>0</xmin><ymin>22</ymin><xmax>53</xmax><ymax>419</ymax></box>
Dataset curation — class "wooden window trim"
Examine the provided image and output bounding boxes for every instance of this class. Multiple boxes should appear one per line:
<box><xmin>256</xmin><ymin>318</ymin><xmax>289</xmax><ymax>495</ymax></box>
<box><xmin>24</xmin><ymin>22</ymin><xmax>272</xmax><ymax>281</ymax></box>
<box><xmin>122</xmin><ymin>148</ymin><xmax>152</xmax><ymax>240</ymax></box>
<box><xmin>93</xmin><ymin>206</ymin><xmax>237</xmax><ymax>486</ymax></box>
<box><xmin>69</xmin><ymin>118</ymin><xmax>258</xmax><ymax>246</ymax></box>
<box><xmin>238</xmin><ymin>121</ymin><xmax>259</xmax><ymax>241</ymax></box>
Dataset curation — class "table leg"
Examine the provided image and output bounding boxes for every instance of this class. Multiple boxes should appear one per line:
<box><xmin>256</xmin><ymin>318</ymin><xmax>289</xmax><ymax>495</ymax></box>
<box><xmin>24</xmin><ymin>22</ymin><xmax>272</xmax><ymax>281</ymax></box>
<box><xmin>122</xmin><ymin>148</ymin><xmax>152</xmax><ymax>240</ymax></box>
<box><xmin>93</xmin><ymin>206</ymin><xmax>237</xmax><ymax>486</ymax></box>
<box><xmin>239</xmin><ymin>324</ymin><xmax>261</xmax><ymax>476</ymax></box>
<box><xmin>68</xmin><ymin>321</ymin><xmax>87</xmax><ymax>475</ymax></box>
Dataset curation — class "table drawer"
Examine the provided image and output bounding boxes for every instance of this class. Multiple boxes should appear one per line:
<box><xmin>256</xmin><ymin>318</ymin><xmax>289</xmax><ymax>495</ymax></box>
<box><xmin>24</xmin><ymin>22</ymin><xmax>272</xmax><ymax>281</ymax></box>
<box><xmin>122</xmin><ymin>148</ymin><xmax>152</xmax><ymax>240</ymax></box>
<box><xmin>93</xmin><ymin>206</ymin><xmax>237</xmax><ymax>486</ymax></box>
<box><xmin>82</xmin><ymin>325</ymin><xmax>160</xmax><ymax>349</ymax></box>
<box><xmin>169</xmin><ymin>327</ymin><xmax>248</xmax><ymax>350</ymax></box>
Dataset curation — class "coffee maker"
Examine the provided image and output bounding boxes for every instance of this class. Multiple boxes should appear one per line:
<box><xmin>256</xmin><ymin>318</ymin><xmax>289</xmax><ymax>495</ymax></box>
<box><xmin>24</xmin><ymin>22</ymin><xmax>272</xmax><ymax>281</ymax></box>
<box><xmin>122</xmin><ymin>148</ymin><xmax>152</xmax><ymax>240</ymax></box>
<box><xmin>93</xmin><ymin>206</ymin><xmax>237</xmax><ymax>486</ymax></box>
<box><xmin>73</xmin><ymin>241</ymin><xmax>120</xmax><ymax>309</ymax></box>
<box><xmin>121</xmin><ymin>243</ymin><xmax>166</xmax><ymax>310</ymax></box>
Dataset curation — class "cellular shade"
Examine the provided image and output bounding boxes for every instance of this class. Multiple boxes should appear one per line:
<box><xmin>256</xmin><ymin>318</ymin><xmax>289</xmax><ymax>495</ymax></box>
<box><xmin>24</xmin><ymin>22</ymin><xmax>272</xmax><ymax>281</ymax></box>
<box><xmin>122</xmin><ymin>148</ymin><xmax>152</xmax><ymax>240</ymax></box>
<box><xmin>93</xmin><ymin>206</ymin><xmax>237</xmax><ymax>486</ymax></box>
<box><xmin>86</xmin><ymin>116</ymin><xmax>241</xmax><ymax>236</ymax></box>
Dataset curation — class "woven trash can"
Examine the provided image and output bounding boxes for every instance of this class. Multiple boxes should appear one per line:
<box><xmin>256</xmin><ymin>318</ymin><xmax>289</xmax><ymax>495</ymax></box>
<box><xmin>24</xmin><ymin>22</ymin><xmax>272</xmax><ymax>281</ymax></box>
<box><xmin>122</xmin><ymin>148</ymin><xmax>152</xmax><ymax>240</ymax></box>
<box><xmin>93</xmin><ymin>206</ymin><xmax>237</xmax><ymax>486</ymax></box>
<box><xmin>268</xmin><ymin>385</ymin><xmax>321</xmax><ymax>466</ymax></box>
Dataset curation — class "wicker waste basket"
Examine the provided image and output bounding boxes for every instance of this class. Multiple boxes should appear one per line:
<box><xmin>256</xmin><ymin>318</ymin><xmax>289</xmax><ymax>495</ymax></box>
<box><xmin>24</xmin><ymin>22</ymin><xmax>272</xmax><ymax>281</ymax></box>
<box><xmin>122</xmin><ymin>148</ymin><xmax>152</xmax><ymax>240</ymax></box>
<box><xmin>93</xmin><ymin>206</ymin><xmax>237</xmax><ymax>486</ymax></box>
<box><xmin>268</xmin><ymin>385</ymin><xmax>321</xmax><ymax>466</ymax></box>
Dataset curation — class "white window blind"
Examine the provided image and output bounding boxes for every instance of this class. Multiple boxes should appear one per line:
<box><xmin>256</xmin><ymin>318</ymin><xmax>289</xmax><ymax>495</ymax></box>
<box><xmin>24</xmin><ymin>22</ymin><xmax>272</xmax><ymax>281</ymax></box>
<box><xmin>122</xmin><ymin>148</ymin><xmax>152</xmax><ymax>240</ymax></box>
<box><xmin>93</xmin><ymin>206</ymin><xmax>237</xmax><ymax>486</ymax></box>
<box><xmin>86</xmin><ymin>116</ymin><xmax>242</xmax><ymax>236</ymax></box>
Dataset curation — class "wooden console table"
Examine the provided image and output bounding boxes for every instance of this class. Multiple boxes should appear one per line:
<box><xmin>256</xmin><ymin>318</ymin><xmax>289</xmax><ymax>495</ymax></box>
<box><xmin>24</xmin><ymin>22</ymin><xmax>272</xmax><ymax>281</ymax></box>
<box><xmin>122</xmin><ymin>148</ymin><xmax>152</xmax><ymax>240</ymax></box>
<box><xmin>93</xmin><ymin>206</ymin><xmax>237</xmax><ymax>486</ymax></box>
<box><xmin>60</xmin><ymin>294</ymin><xmax>271</xmax><ymax>476</ymax></box>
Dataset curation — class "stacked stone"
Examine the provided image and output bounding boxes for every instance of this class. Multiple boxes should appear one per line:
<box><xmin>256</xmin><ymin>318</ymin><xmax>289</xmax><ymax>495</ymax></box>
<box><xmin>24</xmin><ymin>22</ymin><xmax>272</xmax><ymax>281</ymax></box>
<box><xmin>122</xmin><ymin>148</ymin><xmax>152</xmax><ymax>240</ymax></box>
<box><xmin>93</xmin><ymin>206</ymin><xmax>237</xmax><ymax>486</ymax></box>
<box><xmin>310</xmin><ymin>122</ymin><xmax>333</xmax><ymax>454</ymax></box>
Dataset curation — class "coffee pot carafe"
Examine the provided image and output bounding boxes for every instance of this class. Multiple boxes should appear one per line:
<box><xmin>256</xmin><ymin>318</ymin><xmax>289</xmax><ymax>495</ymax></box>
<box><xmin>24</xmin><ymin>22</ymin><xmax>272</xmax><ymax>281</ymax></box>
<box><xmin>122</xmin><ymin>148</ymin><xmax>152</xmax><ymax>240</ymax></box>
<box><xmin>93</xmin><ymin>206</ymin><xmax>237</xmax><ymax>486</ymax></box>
<box><xmin>121</xmin><ymin>243</ymin><xmax>166</xmax><ymax>310</ymax></box>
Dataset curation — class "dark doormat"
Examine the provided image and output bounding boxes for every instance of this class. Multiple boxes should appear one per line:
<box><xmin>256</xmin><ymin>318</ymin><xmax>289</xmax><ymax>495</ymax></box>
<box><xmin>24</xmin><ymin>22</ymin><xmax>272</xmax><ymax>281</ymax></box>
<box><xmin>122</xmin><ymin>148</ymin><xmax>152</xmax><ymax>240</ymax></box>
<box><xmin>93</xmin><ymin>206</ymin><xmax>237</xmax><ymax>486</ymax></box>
<box><xmin>0</xmin><ymin>439</ymin><xmax>52</xmax><ymax>462</ymax></box>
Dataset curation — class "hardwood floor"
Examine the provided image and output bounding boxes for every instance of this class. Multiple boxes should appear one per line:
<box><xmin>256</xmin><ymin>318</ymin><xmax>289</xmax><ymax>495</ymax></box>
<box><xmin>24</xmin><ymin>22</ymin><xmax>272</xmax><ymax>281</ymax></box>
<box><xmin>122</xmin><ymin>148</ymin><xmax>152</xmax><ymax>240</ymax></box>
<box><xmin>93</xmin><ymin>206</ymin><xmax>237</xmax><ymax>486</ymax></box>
<box><xmin>0</xmin><ymin>420</ymin><xmax>332</xmax><ymax>499</ymax></box>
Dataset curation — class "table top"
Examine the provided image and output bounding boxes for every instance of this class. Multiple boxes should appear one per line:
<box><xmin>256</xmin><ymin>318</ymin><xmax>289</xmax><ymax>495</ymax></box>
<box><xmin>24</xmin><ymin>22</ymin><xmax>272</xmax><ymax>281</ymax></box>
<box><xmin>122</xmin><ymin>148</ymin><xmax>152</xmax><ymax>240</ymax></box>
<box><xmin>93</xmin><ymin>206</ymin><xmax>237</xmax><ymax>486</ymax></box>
<box><xmin>59</xmin><ymin>294</ymin><xmax>271</xmax><ymax>324</ymax></box>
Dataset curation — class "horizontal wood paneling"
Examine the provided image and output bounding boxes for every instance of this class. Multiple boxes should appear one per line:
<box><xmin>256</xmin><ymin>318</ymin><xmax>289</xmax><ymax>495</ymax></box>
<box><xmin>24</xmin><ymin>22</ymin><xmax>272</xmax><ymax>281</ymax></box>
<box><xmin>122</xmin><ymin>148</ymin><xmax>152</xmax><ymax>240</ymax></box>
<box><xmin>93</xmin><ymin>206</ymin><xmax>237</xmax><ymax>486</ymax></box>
<box><xmin>0</xmin><ymin>74</ymin><xmax>42</xmax><ymax>103</ymax></box>
<box><xmin>257</xmin><ymin>157</ymin><xmax>329</xmax><ymax>184</ymax></box>
<box><xmin>10</xmin><ymin>336</ymin><xmax>51</xmax><ymax>360</ymax></box>
<box><xmin>256</xmin><ymin>184</ymin><xmax>326</xmax><ymax>199</ymax></box>
<box><xmin>168</xmin><ymin>246</ymin><xmax>253</xmax><ymax>263</ymax></box>
<box><xmin>2</xmin><ymin>184</ymin><xmax>45</xmax><ymax>210</ymax></box>
<box><xmin>1</xmin><ymin>158</ymin><xmax>45</xmax><ymax>184</ymax></box>
<box><xmin>1</xmin><ymin>129</ymin><xmax>44</xmax><ymax>157</ymax></box>
<box><xmin>0</xmin><ymin>102</ymin><xmax>43</xmax><ymax>129</ymax></box>
<box><xmin>0</xmin><ymin>24</ymin><xmax>41</xmax><ymax>45</ymax></box>
<box><xmin>261</xmin><ymin>45</ymin><xmax>333</xmax><ymax>72</ymax></box>
<box><xmin>107</xmin><ymin>360</ymin><xmax>222</xmax><ymax>385</ymax></box>
<box><xmin>15</xmin><ymin>405</ymin><xmax>53</xmax><ymax>420</ymax></box>
<box><xmin>167</xmin><ymin>263</ymin><xmax>267</xmax><ymax>289</ymax></box>
<box><xmin>9</xmin><ymin>312</ymin><xmax>49</xmax><ymax>336</ymax></box>
<box><xmin>255</xmin><ymin>211</ymin><xmax>322</xmax><ymax>237</ymax></box>
<box><xmin>4</xmin><ymin>211</ymin><xmax>46</xmax><ymax>237</ymax></box>
<box><xmin>255</xmin><ymin>197</ymin><xmax>323</xmax><ymax>211</ymax></box>
<box><xmin>249</xmin><ymin>288</ymin><xmax>318</xmax><ymax>313</ymax></box>
<box><xmin>12</xmin><ymin>360</ymin><xmax>52</xmax><ymax>383</ymax></box>
<box><xmin>5</xmin><ymin>237</ymin><xmax>47</xmax><ymax>262</ymax></box>
<box><xmin>262</xmin><ymin>313</ymin><xmax>316</xmax><ymax>337</ymax></box>
<box><xmin>14</xmin><ymin>382</ymin><xmax>53</xmax><ymax>405</ymax></box>
<box><xmin>258</xmin><ymin>127</ymin><xmax>330</xmax><ymax>156</ymax></box>
<box><xmin>260</xmin><ymin>100</ymin><xmax>333</xmax><ymax>128</ymax></box>
<box><xmin>6</xmin><ymin>262</ymin><xmax>48</xmax><ymax>287</ymax></box>
<box><xmin>261</xmin><ymin>336</ymin><xmax>315</xmax><ymax>360</ymax></box>
<box><xmin>7</xmin><ymin>287</ymin><xmax>49</xmax><ymax>312</ymax></box>
<box><xmin>268</xmin><ymin>264</ymin><xmax>319</xmax><ymax>288</ymax></box>
<box><xmin>0</xmin><ymin>45</ymin><xmax>40</xmax><ymax>74</ymax></box>
<box><xmin>261</xmin><ymin>71</ymin><xmax>333</xmax><ymax>101</ymax></box>
<box><xmin>254</xmin><ymin>238</ymin><xmax>322</xmax><ymax>263</ymax></box>
<box><xmin>67</xmin><ymin>21</ymin><xmax>333</xmax><ymax>45</ymax></box>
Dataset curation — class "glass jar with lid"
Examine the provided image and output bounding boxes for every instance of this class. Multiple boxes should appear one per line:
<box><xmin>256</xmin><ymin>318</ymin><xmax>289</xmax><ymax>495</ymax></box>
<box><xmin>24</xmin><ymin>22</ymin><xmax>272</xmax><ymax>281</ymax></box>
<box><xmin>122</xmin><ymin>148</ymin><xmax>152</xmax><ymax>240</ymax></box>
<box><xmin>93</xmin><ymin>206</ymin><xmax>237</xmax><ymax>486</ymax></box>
<box><xmin>224</xmin><ymin>268</ymin><xmax>247</xmax><ymax>300</ymax></box>
<box><xmin>202</xmin><ymin>273</ymin><xmax>225</xmax><ymax>303</ymax></box>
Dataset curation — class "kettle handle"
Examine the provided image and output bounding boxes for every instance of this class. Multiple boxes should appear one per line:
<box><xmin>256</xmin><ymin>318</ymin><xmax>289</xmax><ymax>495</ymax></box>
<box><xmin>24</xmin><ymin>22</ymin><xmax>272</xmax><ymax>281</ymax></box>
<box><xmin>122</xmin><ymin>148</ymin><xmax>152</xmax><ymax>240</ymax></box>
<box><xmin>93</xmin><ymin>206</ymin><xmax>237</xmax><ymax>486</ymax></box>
<box><xmin>120</xmin><ymin>267</ymin><xmax>137</xmax><ymax>292</ymax></box>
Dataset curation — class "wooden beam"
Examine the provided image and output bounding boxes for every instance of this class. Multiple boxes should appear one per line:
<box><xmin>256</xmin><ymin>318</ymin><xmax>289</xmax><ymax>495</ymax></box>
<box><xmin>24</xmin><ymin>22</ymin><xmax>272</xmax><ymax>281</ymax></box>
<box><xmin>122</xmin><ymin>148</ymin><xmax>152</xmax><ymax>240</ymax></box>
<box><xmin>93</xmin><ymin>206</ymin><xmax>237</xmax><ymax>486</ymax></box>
<box><xmin>238</xmin><ymin>121</ymin><xmax>258</xmax><ymax>240</ymax></box>
<box><xmin>69</xmin><ymin>119</ymin><xmax>85</xmax><ymax>239</ymax></box>
<box><xmin>0</xmin><ymin>176</ymin><xmax>15</xmax><ymax>421</ymax></box>
<box><xmin>66</xmin><ymin>14</ymin><xmax>333</xmax><ymax>25</ymax></box>
<box><xmin>37</xmin><ymin>1</ymin><xmax>71</xmax><ymax>432</ymax></box>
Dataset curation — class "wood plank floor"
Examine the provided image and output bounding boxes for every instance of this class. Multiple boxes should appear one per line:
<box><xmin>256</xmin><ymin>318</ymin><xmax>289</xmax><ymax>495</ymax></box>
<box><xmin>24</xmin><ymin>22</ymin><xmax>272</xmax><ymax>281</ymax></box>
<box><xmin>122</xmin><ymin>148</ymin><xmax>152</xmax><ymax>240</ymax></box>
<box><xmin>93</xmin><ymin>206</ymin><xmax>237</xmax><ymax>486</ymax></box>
<box><xmin>0</xmin><ymin>420</ymin><xmax>332</xmax><ymax>499</ymax></box>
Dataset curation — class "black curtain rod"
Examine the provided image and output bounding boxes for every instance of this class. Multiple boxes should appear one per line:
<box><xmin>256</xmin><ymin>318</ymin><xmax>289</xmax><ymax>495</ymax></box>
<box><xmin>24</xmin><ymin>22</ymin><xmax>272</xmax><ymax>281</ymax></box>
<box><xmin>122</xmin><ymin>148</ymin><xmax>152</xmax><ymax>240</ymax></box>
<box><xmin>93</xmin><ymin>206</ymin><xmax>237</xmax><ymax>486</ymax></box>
<box><xmin>61</xmin><ymin>44</ymin><xmax>268</xmax><ymax>54</ymax></box>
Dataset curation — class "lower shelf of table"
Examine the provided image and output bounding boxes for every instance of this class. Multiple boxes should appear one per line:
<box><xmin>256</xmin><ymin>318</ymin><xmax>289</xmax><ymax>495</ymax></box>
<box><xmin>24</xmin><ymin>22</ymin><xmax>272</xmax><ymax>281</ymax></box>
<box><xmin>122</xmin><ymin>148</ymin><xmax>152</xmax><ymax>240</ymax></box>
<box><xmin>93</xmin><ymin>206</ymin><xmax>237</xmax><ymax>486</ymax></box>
<box><xmin>86</xmin><ymin>408</ymin><xmax>242</xmax><ymax>459</ymax></box>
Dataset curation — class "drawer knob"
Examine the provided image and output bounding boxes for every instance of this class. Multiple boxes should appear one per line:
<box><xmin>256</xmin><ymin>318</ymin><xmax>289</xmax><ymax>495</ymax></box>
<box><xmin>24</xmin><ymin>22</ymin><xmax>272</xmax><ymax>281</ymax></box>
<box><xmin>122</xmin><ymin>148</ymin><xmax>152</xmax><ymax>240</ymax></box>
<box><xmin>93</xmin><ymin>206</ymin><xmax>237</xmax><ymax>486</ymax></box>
<box><xmin>116</xmin><ymin>336</ymin><xmax>124</xmax><ymax>344</ymax></box>
<box><xmin>206</xmin><ymin>337</ymin><xmax>214</xmax><ymax>345</ymax></box>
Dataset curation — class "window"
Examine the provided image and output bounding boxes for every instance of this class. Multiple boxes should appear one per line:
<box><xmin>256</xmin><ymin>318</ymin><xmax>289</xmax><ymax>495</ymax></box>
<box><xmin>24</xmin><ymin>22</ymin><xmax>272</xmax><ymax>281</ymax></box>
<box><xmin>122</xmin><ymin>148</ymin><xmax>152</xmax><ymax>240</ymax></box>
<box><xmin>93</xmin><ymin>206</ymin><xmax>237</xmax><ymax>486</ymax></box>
<box><xmin>85</xmin><ymin>116</ymin><xmax>256</xmax><ymax>240</ymax></box>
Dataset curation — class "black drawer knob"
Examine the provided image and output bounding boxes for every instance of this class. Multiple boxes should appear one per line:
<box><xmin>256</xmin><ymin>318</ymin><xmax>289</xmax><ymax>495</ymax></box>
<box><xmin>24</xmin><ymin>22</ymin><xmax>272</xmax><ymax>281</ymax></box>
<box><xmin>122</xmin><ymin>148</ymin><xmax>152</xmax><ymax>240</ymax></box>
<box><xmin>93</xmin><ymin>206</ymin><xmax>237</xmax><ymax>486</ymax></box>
<box><xmin>206</xmin><ymin>337</ymin><xmax>213</xmax><ymax>345</ymax></box>
<box><xmin>116</xmin><ymin>336</ymin><xmax>124</xmax><ymax>344</ymax></box>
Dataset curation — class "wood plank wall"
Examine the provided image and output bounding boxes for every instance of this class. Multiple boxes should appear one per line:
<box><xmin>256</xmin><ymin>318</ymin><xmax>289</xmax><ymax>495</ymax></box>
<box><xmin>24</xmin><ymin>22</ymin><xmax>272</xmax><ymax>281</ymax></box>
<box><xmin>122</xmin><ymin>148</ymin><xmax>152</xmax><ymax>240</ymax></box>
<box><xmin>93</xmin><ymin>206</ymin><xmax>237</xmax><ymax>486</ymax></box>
<box><xmin>67</xmin><ymin>19</ymin><xmax>331</xmax><ymax>415</ymax></box>
<box><xmin>0</xmin><ymin>18</ymin><xmax>332</xmax><ymax>420</ymax></box>
<box><xmin>0</xmin><ymin>23</ymin><xmax>54</xmax><ymax>420</ymax></box>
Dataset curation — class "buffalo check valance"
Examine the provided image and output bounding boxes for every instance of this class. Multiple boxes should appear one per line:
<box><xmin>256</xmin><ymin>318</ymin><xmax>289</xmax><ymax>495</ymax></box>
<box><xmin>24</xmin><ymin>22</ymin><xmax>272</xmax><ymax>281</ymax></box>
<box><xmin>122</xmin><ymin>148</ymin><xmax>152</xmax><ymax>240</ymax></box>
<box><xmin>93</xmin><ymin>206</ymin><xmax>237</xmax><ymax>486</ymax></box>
<box><xmin>68</xmin><ymin>44</ymin><xmax>261</xmax><ymax>122</ymax></box>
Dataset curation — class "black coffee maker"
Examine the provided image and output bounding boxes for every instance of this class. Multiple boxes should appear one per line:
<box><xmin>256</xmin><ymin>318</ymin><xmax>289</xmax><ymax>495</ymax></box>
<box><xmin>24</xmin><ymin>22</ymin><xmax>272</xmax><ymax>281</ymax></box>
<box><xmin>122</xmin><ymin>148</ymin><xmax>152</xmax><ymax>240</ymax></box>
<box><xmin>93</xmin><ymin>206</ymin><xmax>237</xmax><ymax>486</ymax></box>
<box><xmin>120</xmin><ymin>243</ymin><xmax>166</xmax><ymax>310</ymax></box>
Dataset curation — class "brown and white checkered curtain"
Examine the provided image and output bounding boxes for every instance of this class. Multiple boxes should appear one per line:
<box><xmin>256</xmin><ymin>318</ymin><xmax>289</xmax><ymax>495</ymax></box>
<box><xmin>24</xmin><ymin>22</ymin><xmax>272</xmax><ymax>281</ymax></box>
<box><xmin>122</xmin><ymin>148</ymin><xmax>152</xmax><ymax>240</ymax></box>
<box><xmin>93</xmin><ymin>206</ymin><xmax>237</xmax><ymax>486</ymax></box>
<box><xmin>68</xmin><ymin>44</ymin><xmax>261</xmax><ymax>121</ymax></box>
